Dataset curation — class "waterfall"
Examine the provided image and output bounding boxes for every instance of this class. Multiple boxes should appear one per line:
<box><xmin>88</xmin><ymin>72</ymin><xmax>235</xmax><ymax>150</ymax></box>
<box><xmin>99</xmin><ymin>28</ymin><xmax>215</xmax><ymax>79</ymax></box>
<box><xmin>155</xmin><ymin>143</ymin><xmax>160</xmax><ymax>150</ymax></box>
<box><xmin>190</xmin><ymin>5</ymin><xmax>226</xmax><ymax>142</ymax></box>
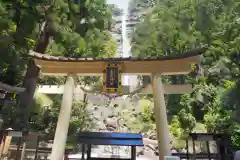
<box><xmin>121</xmin><ymin>1</ymin><xmax>138</xmax><ymax>88</ymax></box>
<box><xmin>121</xmin><ymin>5</ymin><xmax>130</xmax><ymax>86</ymax></box>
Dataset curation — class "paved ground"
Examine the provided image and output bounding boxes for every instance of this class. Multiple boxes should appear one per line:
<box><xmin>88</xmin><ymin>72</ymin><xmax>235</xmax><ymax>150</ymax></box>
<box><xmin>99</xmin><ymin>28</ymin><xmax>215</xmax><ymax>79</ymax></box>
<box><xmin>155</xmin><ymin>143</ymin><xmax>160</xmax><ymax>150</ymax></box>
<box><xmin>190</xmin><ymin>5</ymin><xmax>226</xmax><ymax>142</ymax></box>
<box><xmin>137</xmin><ymin>151</ymin><xmax>159</xmax><ymax>160</ymax></box>
<box><xmin>68</xmin><ymin>149</ymin><xmax>159</xmax><ymax>160</ymax></box>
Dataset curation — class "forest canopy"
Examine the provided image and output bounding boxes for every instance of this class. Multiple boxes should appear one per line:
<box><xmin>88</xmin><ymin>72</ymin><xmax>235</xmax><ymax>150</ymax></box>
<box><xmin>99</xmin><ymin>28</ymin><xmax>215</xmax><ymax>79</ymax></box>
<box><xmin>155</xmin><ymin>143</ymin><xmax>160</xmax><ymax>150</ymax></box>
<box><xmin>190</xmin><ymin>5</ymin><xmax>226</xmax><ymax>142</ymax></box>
<box><xmin>0</xmin><ymin>0</ymin><xmax>116</xmax><ymax>139</ymax></box>
<box><xmin>130</xmin><ymin>0</ymin><xmax>240</xmax><ymax>148</ymax></box>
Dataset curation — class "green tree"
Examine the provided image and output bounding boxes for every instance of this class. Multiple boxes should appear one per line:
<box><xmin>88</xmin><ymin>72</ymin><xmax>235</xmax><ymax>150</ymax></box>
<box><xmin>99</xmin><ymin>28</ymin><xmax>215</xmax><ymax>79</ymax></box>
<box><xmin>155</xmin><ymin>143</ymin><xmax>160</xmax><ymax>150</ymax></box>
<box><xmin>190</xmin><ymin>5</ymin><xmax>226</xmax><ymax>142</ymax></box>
<box><xmin>169</xmin><ymin>116</ymin><xmax>183</xmax><ymax>138</ymax></box>
<box><xmin>0</xmin><ymin>0</ymin><xmax>116</xmax><ymax>130</ymax></box>
<box><xmin>0</xmin><ymin>3</ymin><xmax>117</xmax><ymax>153</ymax></box>
<box><xmin>130</xmin><ymin>0</ymin><xmax>240</xmax><ymax>142</ymax></box>
<box><xmin>32</xmin><ymin>95</ymin><xmax>94</xmax><ymax>142</ymax></box>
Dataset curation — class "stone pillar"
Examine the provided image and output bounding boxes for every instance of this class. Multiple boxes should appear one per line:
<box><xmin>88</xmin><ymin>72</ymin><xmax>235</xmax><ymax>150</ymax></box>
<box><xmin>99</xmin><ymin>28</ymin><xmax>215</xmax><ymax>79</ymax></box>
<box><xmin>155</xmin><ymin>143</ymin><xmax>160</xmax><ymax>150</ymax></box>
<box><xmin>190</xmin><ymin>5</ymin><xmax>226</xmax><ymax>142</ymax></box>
<box><xmin>50</xmin><ymin>75</ymin><xmax>75</xmax><ymax>160</ymax></box>
<box><xmin>151</xmin><ymin>73</ymin><xmax>171</xmax><ymax>160</ymax></box>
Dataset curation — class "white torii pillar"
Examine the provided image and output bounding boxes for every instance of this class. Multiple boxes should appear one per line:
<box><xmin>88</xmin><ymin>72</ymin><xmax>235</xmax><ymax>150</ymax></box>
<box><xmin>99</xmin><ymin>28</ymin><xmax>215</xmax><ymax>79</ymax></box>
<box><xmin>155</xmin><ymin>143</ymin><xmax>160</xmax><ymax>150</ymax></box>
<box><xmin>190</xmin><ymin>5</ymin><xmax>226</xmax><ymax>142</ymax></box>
<box><xmin>50</xmin><ymin>74</ymin><xmax>75</xmax><ymax>160</ymax></box>
<box><xmin>152</xmin><ymin>73</ymin><xmax>171</xmax><ymax>160</ymax></box>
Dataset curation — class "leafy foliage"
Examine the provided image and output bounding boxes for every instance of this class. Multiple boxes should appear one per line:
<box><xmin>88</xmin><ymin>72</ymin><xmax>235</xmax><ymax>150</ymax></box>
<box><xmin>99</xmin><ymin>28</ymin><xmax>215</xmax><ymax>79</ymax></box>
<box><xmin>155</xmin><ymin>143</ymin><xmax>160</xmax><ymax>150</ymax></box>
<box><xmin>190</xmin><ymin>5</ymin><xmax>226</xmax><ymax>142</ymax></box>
<box><xmin>169</xmin><ymin>116</ymin><xmax>183</xmax><ymax>138</ymax></box>
<box><xmin>31</xmin><ymin>95</ymin><xmax>94</xmax><ymax>142</ymax></box>
<box><xmin>0</xmin><ymin>0</ymin><xmax>116</xmax><ymax>85</ymax></box>
<box><xmin>130</xmin><ymin>0</ymin><xmax>240</xmax><ymax>147</ymax></box>
<box><xmin>0</xmin><ymin>0</ymin><xmax>116</xmax><ymax>137</ymax></box>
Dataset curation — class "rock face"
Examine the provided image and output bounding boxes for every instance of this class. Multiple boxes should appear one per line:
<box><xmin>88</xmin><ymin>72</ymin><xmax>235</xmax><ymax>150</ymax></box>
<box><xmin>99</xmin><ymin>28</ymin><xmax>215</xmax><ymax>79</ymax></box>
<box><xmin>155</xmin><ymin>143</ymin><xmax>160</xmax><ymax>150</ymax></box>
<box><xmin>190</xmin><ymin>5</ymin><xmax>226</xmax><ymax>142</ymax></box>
<box><xmin>86</xmin><ymin>94</ymin><xmax>141</xmax><ymax>132</ymax></box>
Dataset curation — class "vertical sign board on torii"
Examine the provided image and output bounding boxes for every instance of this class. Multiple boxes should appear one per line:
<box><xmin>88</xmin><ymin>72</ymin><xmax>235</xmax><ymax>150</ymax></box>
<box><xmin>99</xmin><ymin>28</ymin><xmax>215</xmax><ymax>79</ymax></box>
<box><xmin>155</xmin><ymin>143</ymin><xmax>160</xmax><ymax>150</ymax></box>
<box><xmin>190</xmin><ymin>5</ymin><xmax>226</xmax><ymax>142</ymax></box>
<box><xmin>103</xmin><ymin>63</ymin><xmax>122</xmax><ymax>94</ymax></box>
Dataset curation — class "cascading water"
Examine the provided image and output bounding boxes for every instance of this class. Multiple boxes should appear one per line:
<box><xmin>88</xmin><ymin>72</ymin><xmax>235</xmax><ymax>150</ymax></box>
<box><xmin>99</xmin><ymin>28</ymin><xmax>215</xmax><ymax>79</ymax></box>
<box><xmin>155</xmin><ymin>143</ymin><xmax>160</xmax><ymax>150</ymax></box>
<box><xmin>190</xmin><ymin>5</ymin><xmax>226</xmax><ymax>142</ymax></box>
<box><xmin>121</xmin><ymin>7</ymin><xmax>130</xmax><ymax>86</ymax></box>
<box><xmin>121</xmin><ymin>0</ymin><xmax>138</xmax><ymax>88</ymax></box>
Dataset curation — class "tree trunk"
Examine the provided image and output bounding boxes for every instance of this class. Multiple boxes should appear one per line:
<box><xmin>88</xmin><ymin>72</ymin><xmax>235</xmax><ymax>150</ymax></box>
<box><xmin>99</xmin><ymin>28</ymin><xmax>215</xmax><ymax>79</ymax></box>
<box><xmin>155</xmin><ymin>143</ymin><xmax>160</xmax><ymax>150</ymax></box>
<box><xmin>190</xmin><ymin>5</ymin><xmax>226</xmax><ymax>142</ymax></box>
<box><xmin>16</xmin><ymin>20</ymin><xmax>51</xmax><ymax>130</ymax></box>
<box><xmin>14</xmin><ymin>19</ymin><xmax>52</xmax><ymax>160</ymax></box>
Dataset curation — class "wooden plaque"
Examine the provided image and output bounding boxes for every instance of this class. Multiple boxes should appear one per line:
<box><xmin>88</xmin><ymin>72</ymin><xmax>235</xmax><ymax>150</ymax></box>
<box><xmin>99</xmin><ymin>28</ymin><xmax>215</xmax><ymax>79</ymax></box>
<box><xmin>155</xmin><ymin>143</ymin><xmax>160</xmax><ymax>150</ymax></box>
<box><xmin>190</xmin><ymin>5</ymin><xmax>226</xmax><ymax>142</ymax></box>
<box><xmin>103</xmin><ymin>63</ymin><xmax>122</xmax><ymax>93</ymax></box>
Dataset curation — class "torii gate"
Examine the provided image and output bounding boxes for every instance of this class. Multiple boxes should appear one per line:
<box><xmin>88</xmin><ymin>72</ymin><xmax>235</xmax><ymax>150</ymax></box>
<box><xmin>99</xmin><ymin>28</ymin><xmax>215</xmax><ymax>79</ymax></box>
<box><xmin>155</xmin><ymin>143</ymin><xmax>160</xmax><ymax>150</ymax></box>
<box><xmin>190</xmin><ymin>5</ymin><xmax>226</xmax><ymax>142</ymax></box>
<box><xmin>28</xmin><ymin>48</ymin><xmax>204</xmax><ymax>160</ymax></box>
